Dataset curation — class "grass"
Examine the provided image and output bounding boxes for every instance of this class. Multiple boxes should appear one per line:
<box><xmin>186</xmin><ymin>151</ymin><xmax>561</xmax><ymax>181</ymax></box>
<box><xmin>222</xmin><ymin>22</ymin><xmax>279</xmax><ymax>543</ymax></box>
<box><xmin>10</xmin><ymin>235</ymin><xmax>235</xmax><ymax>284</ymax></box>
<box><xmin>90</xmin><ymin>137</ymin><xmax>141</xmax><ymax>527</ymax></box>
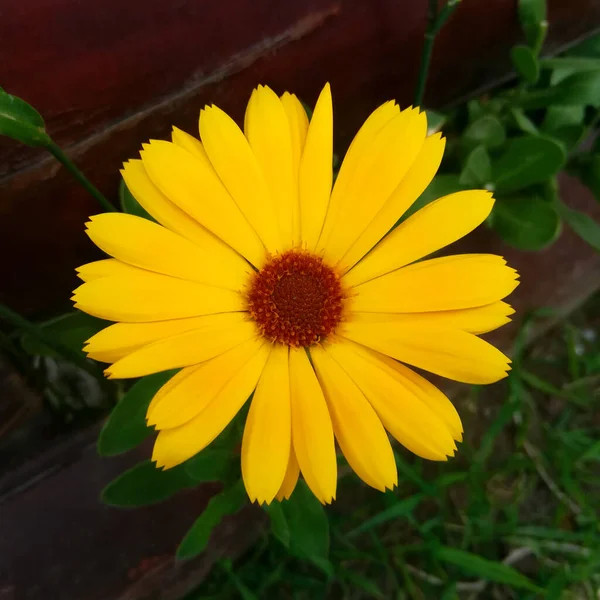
<box><xmin>191</xmin><ymin>294</ymin><xmax>600</xmax><ymax>599</ymax></box>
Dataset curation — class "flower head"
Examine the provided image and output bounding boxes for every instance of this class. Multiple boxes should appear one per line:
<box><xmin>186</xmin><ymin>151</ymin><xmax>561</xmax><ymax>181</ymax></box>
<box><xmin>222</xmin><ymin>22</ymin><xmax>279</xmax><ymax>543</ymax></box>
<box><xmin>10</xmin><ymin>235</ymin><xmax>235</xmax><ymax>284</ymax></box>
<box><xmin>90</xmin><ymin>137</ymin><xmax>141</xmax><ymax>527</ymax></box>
<box><xmin>74</xmin><ymin>84</ymin><xmax>518</xmax><ymax>504</ymax></box>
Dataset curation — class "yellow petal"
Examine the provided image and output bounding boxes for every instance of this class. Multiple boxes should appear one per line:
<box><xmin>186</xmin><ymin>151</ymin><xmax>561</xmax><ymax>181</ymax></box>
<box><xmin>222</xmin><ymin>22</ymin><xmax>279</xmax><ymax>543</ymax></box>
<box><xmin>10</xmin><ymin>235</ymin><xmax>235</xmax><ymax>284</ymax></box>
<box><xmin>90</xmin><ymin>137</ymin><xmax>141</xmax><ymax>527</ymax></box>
<box><xmin>121</xmin><ymin>159</ymin><xmax>231</xmax><ymax>254</ymax></box>
<box><xmin>152</xmin><ymin>341</ymin><xmax>269</xmax><ymax>469</ymax></box>
<box><xmin>171</xmin><ymin>126</ymin><xmax>209</xmax><ymax>162</ymax></box>
<box><xmin>147</xmin><ymin>337</ymin><xmax>260</xmax><ymax>429</ymax></box>
<box><xmin>140</xmin><ymin>140</ymin><xmax>265</xmax><ymax>267</ymax></box>
<box><xmin>316</xmin><ymin>101</ymin><xmax>399</xmax><ymax>256</ymax></box>
<box><xmin>276</xmin><ymin>446</ymin><xmax>300</xmax><ymax>501</ymax></box>
<box><xmin>298</xmin><ymin>83</ymin><xmax>333</xmax><ymax>250</ymax></box>
<box><xmin>338</xmin><ymin>133</ymin><xmax>446</xmax><ymax>273</ymax></box>
<box><xmin>341</xmin><ymin>320</ymin><xmax>511</xmax><ymax>384</ymax></box>
<box><xmin>76</xmin><ymin>259</ymin><xmax>144</xmax><ymax>282</ymax></box>
<box><xmin>242</xmin><ymin>344</ymin><xmax>291</xmax><ymax>504</ymax></box>
<box><xmin>199</xmin><ymin>105</ymin><xmax>281</xmax><ymax>253</ymax></box>
<box><xmin>245</xmin><ymin>86</ymin><xmax>295</xmax><ymax>249</ymax></box>
<box><xmin>73</xmin><ymin>271</ymin><xmax>245</xmax><ymax>322</ymax></box>
<box><xmin>85</xmin><ymin>213</ymin><xmax>249</xmax><ymax>291</ymax></box>
<box><xmin>351</xmin><ymin>301</ymin><xmax>515</xmax><ymax>335</ymax></box>
<box><xmin>105</xmin><ymin>316</ymin><xmax>257</xmax><ymax>379</ymax></box>
<box><xmin>373</xmin><ymin>353</ymin><xmax>463</xmax><ymax>441</ymax></box>
<box><xmin>310</xmin><ymin>345</ymin><xmax>397</xmax><ymax>491</ymax></box>
<box><xmin>289</xmin><ymin>346</ymin><xmax>337</xmax><ymax>504</ymax></box>
<box><xmin>349</xmin><ymin>254</ymin><xmax>519</xmax><ymax>313</ymax></box>
<box><xmin>85</xmin><ymin>313</ymin><xmax>246</xmax><ymax>364</ymax></box>
<box><xmin>281</xmin><ymin>92</ymin><xmax>309</xmax><ymax>244</ymax></box>
<box><xmin>319</xmin><ymin>108</ymin><xmax>427</xmax><ymax>264</ymax></box>
<box><xmin>345</xmin><ymin>190</ymin><xmax>495</xmax><ymax>287</ymax></box>
<box><xmin>326</xmin><ymin>340</ymin><xmax>457</xmax><ymax>460</ymax></box>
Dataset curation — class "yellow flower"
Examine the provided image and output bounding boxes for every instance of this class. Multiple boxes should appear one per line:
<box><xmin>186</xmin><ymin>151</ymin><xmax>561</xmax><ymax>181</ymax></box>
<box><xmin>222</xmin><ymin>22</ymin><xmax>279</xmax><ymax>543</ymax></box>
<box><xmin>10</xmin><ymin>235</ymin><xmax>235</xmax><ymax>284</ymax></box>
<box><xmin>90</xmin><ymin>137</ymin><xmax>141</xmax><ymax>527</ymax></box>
<box><xmin>74</xmin><ymin>84</ymin><xmax>518</xmax><ymax>505</ymax></box>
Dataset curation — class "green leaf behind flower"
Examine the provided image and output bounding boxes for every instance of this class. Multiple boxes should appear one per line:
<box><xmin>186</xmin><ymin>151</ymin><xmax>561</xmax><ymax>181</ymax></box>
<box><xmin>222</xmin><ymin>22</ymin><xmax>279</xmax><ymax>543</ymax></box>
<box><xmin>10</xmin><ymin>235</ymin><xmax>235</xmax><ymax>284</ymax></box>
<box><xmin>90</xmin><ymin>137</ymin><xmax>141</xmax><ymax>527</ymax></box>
<box><xmin>464</xmin><ymin>115</ymin><xmax>506</xmax><ymax>148</ymax></box>
<box><xmin>97</xmin><ymin>370</ymin><xmax>176</xmax><ymax>456</ymax></box>
<box><xmin>20</xmin><ymin>312</ymin><xmax>108</xmax><ymax>359</ymax></box>
<box><xmin>185</xmin><ymin>449</ymin><xmax>237</xmax><ymax>483</ymax></box>
<box><xmin>555</xmin><ymin>200</ymin><xmax>600</xmax><ymax>252</ymax></box>
<box><xmin>459</xmin><ymin>145</ymin><xmax>492</xmax><ymax>186</ymax></box>
<box><xmin>491</xmin><ymin>195</ymin><xmax>561</xmax><ymax>251</ymax></box>
<box><xmin>177</xmin><ymin>480</ymin><xmax>247</xmax><ymax>559</ymax></box>
<box><xmin>102</xmin><ymin>459</ymin><xmax>195</xmax><ymax>507</ymax></box>
<box><xmin>119</xmin><ymin>178</ymin><xmax>156</xmax><ymax>221</ymax></box>
<box><xmin>492</xmin><ymin>136</ymin><xmax>565</xmax><ymax>193</ymax></box>
<box><xmin>268</xmin><ymin>481</ymin><xmax>330</xmax><ymax>567</ymax></box>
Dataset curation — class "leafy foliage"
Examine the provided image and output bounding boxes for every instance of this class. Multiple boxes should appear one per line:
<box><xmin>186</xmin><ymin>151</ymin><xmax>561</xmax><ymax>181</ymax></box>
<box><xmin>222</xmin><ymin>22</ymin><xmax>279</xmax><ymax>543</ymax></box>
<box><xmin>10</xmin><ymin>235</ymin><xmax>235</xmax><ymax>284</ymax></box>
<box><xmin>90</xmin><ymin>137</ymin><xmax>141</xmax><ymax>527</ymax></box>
<box><xmin>97</xmin><ymin>370</ymin><xmax>177</xmax><ymax>456</ymax></box>
<box><xmin>102</xmin><ymin>460</ymin><xmax>195</xmax><ymax>507</ymax></box>
<box><xmin>409</xmin><ymin>18</ymin><xmax>600</xmax><ymax>253</ymax></box>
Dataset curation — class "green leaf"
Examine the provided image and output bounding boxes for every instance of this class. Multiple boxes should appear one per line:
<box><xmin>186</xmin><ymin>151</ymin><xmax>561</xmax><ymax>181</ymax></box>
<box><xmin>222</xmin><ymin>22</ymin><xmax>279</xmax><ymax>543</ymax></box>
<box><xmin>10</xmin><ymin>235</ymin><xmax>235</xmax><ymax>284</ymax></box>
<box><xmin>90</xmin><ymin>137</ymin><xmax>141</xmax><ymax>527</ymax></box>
<box><xmin>280</xmin><ymin>480</ymin><xmax>329</xmax><ymax>562</ymax></box>
<box><xmin>546</xmin><ymin>124</ymin><xmax>585</xmax><ymax>152</ymax></box>
<box><xmin>184</xmin><ymin>449</ymin><xmax>236</xmax><ymax>483</ymax></box>
<box><xmin>518</xmin><ymin>71</ymin><xmax>600</xmax><ymax>108</ymax></box>
<box><xmin>540</xmin><ymin>57</ymin><xmax>600</xmax><ymax>72</ymax></box>
<box><xmin>0</xmin><ymin>89</ymin><xmax>51</xmax><ymax>147</ymax></box>
<box><xmin>510</xmin><ymin>108</ymin><xmax>538</xmax><ymax>135</ymax></box>
<box><xmin>543</xmin><ymin>105</ymin><xmax>585</xmax><ymax>130</ymax></box>
<box><xmin>550</xmin><ymin>66</ymin><xmax>578</xmax><ymax>86</ymax></box>
<box><xmin>338</xmin><ymin>568</ymin><xmax>385</xmax><ymax>598</ymax></box>
<box><xmin>426</xmin><ymin>110</ymin><xmax>447</xmax><ymax>134</ymax></box>
<box><xmin>20</xmin><ymin>311</ymin><xmax>108</xmax><ymax>359</ymax></box>
<box><xmin>517</xmin><ymin>0</ymin><xmax>547</xmax><ymax>49</ymax></box>
<box><xmin>220</xmin><ymin>560</ymin><xmax>258</xmax><ymax>600</ymax></box>
<box><xmin>347</xmin><ymin>494</ymin><xmax>423</xmax><ymax>538</ymax></box>
<box><xmin>177</xmin><ymin>480</ymin><xmax>246</xmax><ymax>559</ymax></box>
<box><xmin>542</xmin><ymin>106</ymin><xmax>585</xmax><ymax>151</ymax></box>
<box><xmin>467</xmin><ymin>99</ymin><xmax>485</xmax><ymax>122</ymax></box>
<box><xmin>434</xmin><ymin>546</ymin><xmax>543</xmax><ymax>592</ymax></box>
<box><xmin>491</xmin><ymin>195</ymin><xmax>561</xmax><ymax>251</ymax></box>
<box><xmin>102</xmin><ymin>459</ymin><xmax>194</xmax><ymax>507</ymax></box>
<box><xmin>402</xmin><ymin>174</ymin><xmax>465</xmax><ymax>221</ymax></box>
<box><xmin>566</xmin><ymin>33</ymin><xmax>600</xmax><ymax>58</ymax></box>
<box><xmin>464</xmin><ymin>115</ymin><xmax>506</xmax><ymax>148</ymax></box>
<box><xmin>511</xmin><ymin>45</ymin><xmax>540</xmax><ymax>83</ymax></box>
<box><xmin>459</xmin><ymin>145</ymin><xmax>491</xmax><ymax>186</ymax></box>
<box><xmin>97</xmin><ymin>371</ymin><xmax>176</xmax><ymax>456</ymax></box>
<box><xmin>265</xmin><ymin>502</ymin><xmax>290</xmax><ymax>548</ymax></box>
<box><xmin>555</xmin><ymin>200</ymin><xmax>600</xmax><ymax>251</ymax></box>
<box><xmin>119</xmin><ymin>178</ymin><xmax>155</xmax><ymax>221</ymax></box>
<box><xmin>492</xmin><ymin>136</ymin><xmax>565</xmax><ymax>193</ymax></box>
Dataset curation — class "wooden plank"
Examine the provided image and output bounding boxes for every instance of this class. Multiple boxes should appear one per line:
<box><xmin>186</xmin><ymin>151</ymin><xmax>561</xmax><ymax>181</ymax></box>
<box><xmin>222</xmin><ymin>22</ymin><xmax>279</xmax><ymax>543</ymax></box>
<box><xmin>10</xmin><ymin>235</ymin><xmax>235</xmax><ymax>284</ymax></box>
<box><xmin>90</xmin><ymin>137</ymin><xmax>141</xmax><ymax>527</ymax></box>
<box><xmin>0</xmin><ymin>425</ymin><xmax>265</xmax><ymax>600</ymax></box>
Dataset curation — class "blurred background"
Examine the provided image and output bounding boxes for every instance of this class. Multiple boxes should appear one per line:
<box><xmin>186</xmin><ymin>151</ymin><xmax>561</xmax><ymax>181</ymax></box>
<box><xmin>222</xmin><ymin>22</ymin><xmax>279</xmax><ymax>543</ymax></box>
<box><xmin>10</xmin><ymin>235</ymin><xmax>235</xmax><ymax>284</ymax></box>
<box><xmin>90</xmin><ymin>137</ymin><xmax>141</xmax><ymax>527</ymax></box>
<box><xmin>1</xmin><ymin>0</ymin><xmax>600</xmax><ymax>598</ymax></box>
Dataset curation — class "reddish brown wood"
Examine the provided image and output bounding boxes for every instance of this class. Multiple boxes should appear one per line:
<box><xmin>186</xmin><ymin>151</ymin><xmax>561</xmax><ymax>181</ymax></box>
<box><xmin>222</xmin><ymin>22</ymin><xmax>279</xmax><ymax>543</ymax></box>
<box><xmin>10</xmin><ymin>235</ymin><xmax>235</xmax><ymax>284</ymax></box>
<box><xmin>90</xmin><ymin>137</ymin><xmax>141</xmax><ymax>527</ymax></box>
<box><xmin>0</xmin><ymin>426</ymin><xmax>265</xmax><ymax>600</ymax></box>
<box><xmin>2</xmin><ymin>0</ymin><xmax>600</xmax><ymax>314</ymax></box>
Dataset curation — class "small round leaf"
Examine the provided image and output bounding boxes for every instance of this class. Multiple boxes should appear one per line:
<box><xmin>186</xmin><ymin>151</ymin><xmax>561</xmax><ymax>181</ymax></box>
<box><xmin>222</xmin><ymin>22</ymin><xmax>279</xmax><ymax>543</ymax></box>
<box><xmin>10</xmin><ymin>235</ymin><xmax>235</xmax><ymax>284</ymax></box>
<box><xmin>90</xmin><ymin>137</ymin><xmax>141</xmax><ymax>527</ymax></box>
<box><xmin>492</xmin><ymin>195</ymin><xmax>561</xmax><ymax>251</ymax></box>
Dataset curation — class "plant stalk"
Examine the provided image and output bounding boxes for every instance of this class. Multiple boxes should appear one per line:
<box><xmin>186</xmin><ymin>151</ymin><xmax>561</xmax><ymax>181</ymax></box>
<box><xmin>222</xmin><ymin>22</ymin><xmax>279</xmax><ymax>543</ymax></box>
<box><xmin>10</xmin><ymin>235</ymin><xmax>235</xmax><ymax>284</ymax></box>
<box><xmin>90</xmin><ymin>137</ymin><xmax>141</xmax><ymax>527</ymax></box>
<box><xmin>414</xmin><ymin>0</ymin><xmax>461</xmax><ymax>107</ymax></box>
<box><xmin>47</xmin><ymin>140</ymin><xmax>116</xmax><ymax>213</ymax></box>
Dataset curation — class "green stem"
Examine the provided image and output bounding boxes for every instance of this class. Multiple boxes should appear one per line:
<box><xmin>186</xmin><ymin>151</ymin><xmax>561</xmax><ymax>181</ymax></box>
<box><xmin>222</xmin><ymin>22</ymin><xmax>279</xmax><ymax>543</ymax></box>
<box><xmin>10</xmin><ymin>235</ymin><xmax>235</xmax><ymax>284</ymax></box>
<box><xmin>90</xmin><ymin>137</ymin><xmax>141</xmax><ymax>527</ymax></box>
<box><xmin>0</xmin><ymin>303</ymin><xmax>106</xmax><ymax>383</ymax></box>
<box><xmin>414</xmin><ymin>0</ymin><xmax>461</xmax><ymax>107</ymax></box>
<box><xmin>47</xmin><ymin>140</ymin><xmax>116</xmax><ymax>213</ymax></box>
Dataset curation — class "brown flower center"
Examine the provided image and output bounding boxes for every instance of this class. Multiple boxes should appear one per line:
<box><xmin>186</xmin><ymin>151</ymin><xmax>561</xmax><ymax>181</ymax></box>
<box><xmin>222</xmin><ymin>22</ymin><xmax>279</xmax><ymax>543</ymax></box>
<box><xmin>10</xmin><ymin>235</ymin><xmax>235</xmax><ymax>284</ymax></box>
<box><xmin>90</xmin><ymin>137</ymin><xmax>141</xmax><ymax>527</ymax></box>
<box><xmin>247</xmin><ymin>250</ymin><xmax>345</xmax><ymax>347</ymax></box>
